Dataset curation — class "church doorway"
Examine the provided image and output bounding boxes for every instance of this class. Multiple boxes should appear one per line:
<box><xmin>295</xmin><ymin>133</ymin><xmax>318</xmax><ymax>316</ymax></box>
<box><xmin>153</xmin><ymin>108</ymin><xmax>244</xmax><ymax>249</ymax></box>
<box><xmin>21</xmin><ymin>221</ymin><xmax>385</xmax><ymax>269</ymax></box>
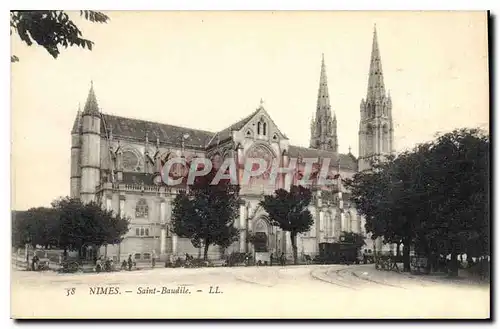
<box><xmin>252</xmin><ymin>217</ymin><xmax>271</xmax><ymax>264</ymax></box>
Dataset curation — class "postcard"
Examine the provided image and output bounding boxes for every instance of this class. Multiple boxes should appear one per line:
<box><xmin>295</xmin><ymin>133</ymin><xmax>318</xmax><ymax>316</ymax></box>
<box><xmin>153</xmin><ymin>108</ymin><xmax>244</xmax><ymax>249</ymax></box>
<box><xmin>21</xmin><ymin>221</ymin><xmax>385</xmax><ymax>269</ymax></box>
<box><xmin>10</xmin><ymin>10</ymin><xmax>490</xmax><ymax>319</ymax></box>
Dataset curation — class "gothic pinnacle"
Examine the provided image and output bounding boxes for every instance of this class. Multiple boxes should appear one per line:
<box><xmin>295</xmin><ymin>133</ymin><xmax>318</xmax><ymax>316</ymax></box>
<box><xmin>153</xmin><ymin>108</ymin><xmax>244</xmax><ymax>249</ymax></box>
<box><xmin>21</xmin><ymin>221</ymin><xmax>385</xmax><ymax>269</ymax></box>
<box><xmin>316</xmin><ymin>53</ymin><xmax>331</xmax><ymax>118</ymax></box>
<box><xmin>366</xmin><ymin>24</ymin><xmax>386</xmax><ymax>102</ymax></box>
<box><xmin>83</xmin><ymin>81</ymin><xmax>100</xmax><ymax>114</ymax></box>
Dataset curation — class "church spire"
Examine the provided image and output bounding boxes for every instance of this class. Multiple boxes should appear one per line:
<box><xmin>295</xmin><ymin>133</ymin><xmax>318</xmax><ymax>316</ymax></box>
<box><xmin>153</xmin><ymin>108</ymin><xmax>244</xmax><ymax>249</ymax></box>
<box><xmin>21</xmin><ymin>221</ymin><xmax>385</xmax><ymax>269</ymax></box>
<box><xmin>366</xmin><ymin>25</ymin><xmax>386</xmax><ymax>102</ymax></box>
<box><xmin>83</xmin><ymin>81</ymin><xmax>100</xmax><ymax>114</ymax></box>
<box><xmin>316</xmin><ymin>53</ymin><xmax>331</xmax><ymax>118</ymax></box>
<box><xmin>310</xmin><ymin>54</ymin><xmax>338</xmax><ymax>153</ymax></box>
<box><xmin>358</xmin><ymin>25</ymin><xmax>394</xmax><ymax>171</ymax></box>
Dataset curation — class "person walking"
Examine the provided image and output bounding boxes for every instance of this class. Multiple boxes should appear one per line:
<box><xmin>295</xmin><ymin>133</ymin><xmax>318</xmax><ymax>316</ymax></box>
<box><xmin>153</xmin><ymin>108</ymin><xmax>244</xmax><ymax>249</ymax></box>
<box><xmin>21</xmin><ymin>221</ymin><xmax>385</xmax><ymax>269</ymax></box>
<box><xmin>95</xmin><ymin>257</ymin><xmax>103</xmax><ymax>273</ymax></box>
<box><xmin>127</xmin><ymin>254</ymin><xmax>133</xmax><ymax>271</ymax></box>
<box><xmin>31</xmin><ymin>253</ymin><xmax>39</xmax><ymax>271</ymax></box>
<box><xmin>270</xmin><ymin>253</ymin><xmax>274</xmax><ymax>266</ymax></box>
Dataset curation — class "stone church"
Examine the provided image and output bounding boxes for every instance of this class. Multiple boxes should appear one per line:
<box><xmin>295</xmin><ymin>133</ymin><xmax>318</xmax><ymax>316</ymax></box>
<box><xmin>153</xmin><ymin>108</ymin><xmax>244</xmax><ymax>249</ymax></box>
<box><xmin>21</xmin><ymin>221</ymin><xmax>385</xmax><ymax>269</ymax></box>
<box><xmin>70</xmin><ymin>27</ymin><xmax>394</xmax><ymax>263</ymax></box>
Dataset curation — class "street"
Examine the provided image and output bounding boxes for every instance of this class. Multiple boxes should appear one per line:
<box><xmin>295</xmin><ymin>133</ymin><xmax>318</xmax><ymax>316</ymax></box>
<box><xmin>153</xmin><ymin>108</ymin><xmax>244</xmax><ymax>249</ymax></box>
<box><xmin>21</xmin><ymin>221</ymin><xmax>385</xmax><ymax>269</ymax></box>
<box><xmin>11</xmin><ymin>264</ymin><xmax>490</xmax><ymax>319</ymax></box>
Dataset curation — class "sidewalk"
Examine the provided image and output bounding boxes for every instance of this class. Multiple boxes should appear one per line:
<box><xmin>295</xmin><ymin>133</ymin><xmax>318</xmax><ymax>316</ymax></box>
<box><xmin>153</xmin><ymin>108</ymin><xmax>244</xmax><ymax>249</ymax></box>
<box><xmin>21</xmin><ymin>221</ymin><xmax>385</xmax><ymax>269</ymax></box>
<box><xmin>397</xmin><ymin>267</ymin><xmax>489</xmax><ymax>286</ymax></box>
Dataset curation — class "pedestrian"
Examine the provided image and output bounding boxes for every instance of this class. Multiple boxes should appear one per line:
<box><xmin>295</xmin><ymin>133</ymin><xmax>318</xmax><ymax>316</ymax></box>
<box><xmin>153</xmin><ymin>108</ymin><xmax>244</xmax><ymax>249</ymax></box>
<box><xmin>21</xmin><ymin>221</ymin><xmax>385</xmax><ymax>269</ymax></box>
<box><xmin>31</xmin><ymin>253</ymin><xmax>39</xmax><ymax>271</ymax></box>
<box><xmin>152</xmin><ymin>256</ymin><xmax>156</xmax><ymax>268</ymax></box>
<box><xmin>95</xmin><ymin>257</ymin><xmax>102</xmax><ymax>273</ymax></box>
<box><xmin>270</xmin><ymin>253</ymin><xmax>274</xmax><ymax>266</ymax></box>
<box><xmin>127</xmin><ymin>254</ymin><xmax>133</xmax><ymax>271</ymax></box>
<box><xmin>280</xmin><ymin>252</ymin><xmax>285</xmax><ymax>266</ymax></box>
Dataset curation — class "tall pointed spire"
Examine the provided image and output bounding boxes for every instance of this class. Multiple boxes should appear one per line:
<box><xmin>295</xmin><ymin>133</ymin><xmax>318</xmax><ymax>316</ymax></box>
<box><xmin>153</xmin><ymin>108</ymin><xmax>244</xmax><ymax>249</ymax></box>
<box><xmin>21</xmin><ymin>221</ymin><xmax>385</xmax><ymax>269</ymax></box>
<box><xmin>310</xmin><ymin>54</ymin><xmax>338</xmax><ymax>153</ymax></box>
<box><xmin>83</xmin><ymin>81</ymin><xmax>100</xmax><ymax>114</ymax></box>
<box><xmin>366</xmin><ymin>24</ymin><xmax>386</xmax><ymax>102</ymax></box>
<box><xmin>316</xmin><ymin>53</ymin><xmax>331</xmax><ymax>118</ymax></box>
<box><xmin>358</xmin><ymin>25</ymin><xmax>395</xmax><ymax>171</ymax></box>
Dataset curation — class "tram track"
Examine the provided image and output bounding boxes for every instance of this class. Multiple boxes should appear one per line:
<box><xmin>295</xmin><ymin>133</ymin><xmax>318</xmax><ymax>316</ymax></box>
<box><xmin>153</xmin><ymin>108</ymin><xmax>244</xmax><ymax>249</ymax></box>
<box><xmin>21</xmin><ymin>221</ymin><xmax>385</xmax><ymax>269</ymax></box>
<box><xmin>309</xmin><ymin>266</ymin><xmax>358</xmax><ymax>290</ymax></box>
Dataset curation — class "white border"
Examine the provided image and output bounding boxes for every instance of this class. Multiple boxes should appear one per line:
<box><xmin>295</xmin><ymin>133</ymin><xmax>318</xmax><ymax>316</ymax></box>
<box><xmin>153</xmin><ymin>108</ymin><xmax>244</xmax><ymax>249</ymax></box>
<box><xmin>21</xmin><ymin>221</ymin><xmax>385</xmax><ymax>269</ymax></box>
<box><xmin>3</xmin><ymin>1</ymin><xmax>497</xmax><ymax>327</ymax></box>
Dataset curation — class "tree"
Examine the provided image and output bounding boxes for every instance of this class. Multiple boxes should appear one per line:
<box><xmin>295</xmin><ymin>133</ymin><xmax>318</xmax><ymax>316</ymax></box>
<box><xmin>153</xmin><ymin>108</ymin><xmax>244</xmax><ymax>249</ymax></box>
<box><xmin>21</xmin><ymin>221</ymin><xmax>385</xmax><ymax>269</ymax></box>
<box><xmin>260</xmin><ymin>185</ymin><xmax>314</xmax><ymax>265</ymax></box>
<box><xmin>12</xmin><ymin>210</ymin><xmax>31</xmax><ymax>249</ymax></box>
<box><xmin>417</xmin><ymin>128</ymin><xmax>489</xmax><ymax>275</ymax></box>
<box><xmin>11</xmin><ymin>10</ymin><xmax>109</xmax><ymax>62</ymax></box>
<box><xmin>345</xmin><ymin>128</ymin><xmax>489</xmax><ymax>275</ymax></box>
<box><xmin>51</xmin><ymin>197</ymin><xmax>130</xmax><ymax>256</ymax></box>
<box><xmin>11</xmin><ymin>207</ymin><xmax>59</xmax><ymax>249</ymax></box>
<box><xmin>170</xmin><ymin>169</ymin><xmax>240</xmax><ymax>261</ymax></box>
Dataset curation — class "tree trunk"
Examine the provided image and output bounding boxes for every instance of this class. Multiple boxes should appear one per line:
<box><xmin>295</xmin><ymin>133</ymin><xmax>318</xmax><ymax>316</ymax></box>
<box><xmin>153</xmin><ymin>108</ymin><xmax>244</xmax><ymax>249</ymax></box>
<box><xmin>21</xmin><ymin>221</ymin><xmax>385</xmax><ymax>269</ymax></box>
<box><xmin>290</xmin><ymin>232</ymin><xmax>298</xmax><ymax>265</ymax></box>
<box><xmin>396</xmin><ymin>243</ymin><xmax>401</xmax><ymax>257</ymax></box>
<box><xmin>467</xmin><ymin>253</ymin><xmax>473</xmax><ymax>268</ymax></box>
<box><xmin>402</xmin><ymin>238</ymin><xmax>411</xmax><ymax>272</ymax></box>
<box><xmin>449</xmin><ymin>252</ymin><xmax>459</xmax><ymax>277</ymax></box>
<box><xmin>203</xmin><ymin>240</ymin><xmax>209</xmax><ymax>261</ymax></box>
<box><xmin>425</xmin><ymin>250</ymin><xmax>432</xmax><ymax>273</ymax></box>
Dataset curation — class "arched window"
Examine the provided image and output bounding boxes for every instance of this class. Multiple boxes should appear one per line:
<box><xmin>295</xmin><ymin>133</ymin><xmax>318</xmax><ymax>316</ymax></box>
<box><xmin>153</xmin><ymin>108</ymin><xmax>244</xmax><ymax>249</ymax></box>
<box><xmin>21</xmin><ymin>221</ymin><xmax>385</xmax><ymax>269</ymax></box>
<box><xmin>135</xmin><ymin>228</ymin><xmax>140</xmax><ymax>236</ymax></box>
<box><xmin>143</xmin><ymin>253</ymin><xmax>151</xmax><ymax>260</ymax></box>
<box><xmin>145</xmin><ymin>228</ymin><xmax>149</xmax><ymax>236</ymax></box>
<box><xmin>135</xmin><ymin>199</ymin><xmax>149</xmax><ymax>218</ymax></box>
<box><xmin>382</xmin><ymin>124</ymin><xmax>389</xmax><ymax>153</ymax></box>
<box><xmin>122</xmin><ymin>150</ymin><xmax>142</xmax><ymax>172</ymax></box>
<box><xmin>257</xmin><ymin>117</ymin><xmax>267</xmax><ymax>136</ymax></box>
<box><xmin>140</xmin><ymin>228</ymin><xmax>145</xmax><ymax>236</ymax></box>
<box><xmin>134</xmin><ymin>253</ymin><xmax>141</xmax><ymax>260</ymax></box>
<box><xmin>366</xmin><ymin>125</ymin><xmax>374</xmax><ymax>154</ymax></box>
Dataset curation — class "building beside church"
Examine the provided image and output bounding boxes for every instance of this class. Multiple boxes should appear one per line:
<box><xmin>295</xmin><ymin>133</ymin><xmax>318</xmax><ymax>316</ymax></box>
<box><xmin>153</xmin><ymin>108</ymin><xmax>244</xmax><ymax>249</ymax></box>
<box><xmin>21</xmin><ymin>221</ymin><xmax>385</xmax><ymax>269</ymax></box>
<box><xmin>70</xmin><ymin>26</ymin><xmax>394</xmax><ymax>263</ymax></box>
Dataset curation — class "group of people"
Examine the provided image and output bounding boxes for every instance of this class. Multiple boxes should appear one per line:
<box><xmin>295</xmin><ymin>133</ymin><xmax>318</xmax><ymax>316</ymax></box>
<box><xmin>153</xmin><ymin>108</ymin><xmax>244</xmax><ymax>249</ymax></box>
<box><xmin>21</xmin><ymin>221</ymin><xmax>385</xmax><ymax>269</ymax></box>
<box><xmin>120</xmin><ymin>255</ymin><xmax>136</xmax><ymax>271</ymax></box>
<box><xmin>95</xmin><ymin>256</ymin><xmax>115</xmax><ymax>272</ymax></box>
<box><xmin>94</xmin><ymin>254</ymin><xmax>140</xmax><ymax>272</ymax></box>
<box><xmin>269</xmin><ymin>252</ymin><xmax>287</xmax><ymax>266</ymax></box>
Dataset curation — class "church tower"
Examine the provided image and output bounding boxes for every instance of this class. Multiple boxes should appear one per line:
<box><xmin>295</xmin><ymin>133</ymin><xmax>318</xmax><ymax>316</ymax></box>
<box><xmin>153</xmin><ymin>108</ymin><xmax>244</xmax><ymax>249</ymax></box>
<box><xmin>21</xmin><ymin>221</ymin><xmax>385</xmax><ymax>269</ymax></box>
<box><xmin>310</xmin><ymin>54</ymin><xmax>338</xmax><ymax>153</ymax></box>
<box><xmin>70</xmin><ymin>106</ymin><xmax>82</xmax><ymax>198</ymax></box>
<box><xmin>358</xmin><ymin>26</ymin><xmax>394</xmax><ymax>171</ymax></box>
<box><xmin>80</xmin><ymin>82</ymin><xmax>102</xmax><ymax>203</ymax></box>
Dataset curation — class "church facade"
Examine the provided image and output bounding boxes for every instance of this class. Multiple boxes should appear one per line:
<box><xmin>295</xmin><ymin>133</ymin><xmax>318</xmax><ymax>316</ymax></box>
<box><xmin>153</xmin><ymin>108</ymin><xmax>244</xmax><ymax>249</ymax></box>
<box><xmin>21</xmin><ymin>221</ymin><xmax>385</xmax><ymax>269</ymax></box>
<box><xmin>70</xmin><ymin>27</ymin><xmax>394</xmax><ymax>263</ymax></box>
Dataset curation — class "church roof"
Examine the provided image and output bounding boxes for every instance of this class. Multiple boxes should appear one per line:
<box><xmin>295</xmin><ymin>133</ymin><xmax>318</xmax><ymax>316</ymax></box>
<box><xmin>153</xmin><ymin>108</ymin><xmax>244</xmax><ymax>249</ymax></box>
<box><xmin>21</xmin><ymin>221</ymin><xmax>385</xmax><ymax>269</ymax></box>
<box><xmin>287</xmin><ymin>145</ymin><xmax>358</xmax><ymax>171</ymax></box>
<box><xmin>89</xmin><ymin>112</ymin><xmax>357</xmax><ymax>171</ymax></box>
<box><xmin>100</xmin><ymin>114</ymin><xmax>216</xmax><ymax>150</ymax></box>
<box><xmin>206</xmin><ymin>108</ymin><xmax>260</xmax><ymax>148</ymax></box>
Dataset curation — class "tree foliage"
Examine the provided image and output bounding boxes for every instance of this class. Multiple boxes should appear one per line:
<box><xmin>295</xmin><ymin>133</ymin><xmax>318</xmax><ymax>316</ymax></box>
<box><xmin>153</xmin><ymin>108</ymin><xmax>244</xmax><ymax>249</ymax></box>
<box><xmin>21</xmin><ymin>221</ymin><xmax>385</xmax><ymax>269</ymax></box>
<box><xmin>52</xmin><ymin>197</ymin><xmax>129</xmax><ymax>252</ymax></box>
<box><xmin>12</xmin><ymin>208</ymin><xmax>59</xmax><ymax>249</ymax></box>
<box><xmin>170</xmin><ymin>169</ymin><xmax>240</xmax><ymax>260</ymax></box>
<box><xmin>259</xmin><ymin>185</ymin><xmax>314</xmax><ymax>265</ymax></box>
<box><xmin>344</xmin><ymin>128</ymin><xmax>489</xmax><ymax>275</ymax></box>
<box><xmin>11</xmin><ymin>197</ymin><xmax>130</xmax><ymax>254</ymax></box>
<box><xmin>10</xmin><ymin>10</ymin><xmax>109</xmax><ymax>62</ymax></box>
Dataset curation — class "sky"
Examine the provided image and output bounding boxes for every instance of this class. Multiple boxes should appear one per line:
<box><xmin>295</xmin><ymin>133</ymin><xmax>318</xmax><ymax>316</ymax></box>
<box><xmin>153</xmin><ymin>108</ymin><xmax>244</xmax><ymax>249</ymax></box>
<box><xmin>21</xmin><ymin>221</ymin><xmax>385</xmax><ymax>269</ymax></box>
<box><xmin>11</xmin><ymin>11</ymin><xmax>489</xmax><ymax>210</ymax></box>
